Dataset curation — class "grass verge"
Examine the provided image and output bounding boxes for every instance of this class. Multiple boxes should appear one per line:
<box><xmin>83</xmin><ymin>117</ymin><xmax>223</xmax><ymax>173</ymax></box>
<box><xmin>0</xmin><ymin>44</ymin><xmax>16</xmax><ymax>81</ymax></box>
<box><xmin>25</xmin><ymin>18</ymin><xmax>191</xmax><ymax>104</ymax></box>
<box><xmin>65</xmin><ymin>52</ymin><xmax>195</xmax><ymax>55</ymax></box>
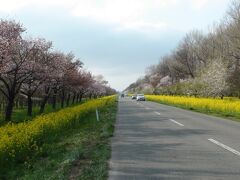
<box><xmin>2</xmin><ymin>98</ymin><xmax>117</xmax><ymax>180</ymax></box>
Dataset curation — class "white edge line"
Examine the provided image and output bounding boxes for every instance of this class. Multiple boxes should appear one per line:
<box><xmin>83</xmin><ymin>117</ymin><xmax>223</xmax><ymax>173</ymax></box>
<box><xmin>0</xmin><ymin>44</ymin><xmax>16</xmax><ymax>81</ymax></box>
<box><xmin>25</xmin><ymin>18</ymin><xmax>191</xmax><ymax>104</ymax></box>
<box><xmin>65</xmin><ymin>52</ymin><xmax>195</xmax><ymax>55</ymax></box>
<box><xmin>155</xmin><ymin>112</ymin><xmax>161</xmax><ymax>115</ymax></box>
<box><xmin>170</xmin><ymin>119</ymin><xmax>184</xmax><ymax>127</ymax></box>
<box><xmin>208</xmin><ymin>138</ymin><xmax>240</xmax><ymax>156</ymax></box>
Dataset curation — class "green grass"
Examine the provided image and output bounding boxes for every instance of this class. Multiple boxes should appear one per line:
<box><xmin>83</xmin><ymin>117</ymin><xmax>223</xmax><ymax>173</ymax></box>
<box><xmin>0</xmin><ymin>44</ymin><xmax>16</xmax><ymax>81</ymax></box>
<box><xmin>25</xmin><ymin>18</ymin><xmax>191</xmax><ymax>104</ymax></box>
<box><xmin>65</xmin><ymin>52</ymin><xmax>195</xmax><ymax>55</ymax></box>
<box><xmin>2</xmin><ymin>99</ymin><xmax>117</xmax><ymax>180</ymax></box>
<box><xmin>0</xmin><ymin>100</ymin><xmax>87</xmax><ymax>125</ymax></box>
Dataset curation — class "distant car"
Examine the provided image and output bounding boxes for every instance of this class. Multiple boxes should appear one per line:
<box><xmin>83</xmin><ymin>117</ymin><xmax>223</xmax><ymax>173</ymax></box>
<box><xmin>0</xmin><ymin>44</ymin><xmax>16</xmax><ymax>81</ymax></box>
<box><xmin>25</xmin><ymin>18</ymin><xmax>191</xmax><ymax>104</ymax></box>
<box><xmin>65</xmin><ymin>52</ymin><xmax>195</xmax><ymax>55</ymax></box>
<box><xmin>132</xmin><ymin>95</ymin><xmax>137</xmax><ymax>100</ymax></box>
<box><xmin>136</xmin><ymin>94</ymin><xmax>145</xmax><ymax>101</ymax></box>
<box><xmin>121</xmin><ymin>94</ymin><xmax>124</xmax><ymax>98</ymax></box>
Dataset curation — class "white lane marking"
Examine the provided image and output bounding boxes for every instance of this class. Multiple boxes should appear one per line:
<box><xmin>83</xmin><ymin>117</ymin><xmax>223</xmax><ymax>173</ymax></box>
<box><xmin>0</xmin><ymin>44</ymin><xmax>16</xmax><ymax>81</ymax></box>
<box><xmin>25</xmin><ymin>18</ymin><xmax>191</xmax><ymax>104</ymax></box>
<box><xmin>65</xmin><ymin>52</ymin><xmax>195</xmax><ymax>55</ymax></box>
<box><xmin>170</xmin><ymin>119</ymin><xmax>184</xmax><ymax>127</ymax></box>
<box><xmin>145</xmin><ymin>107</ymin><xmax>151</xmax><ymax>110</ymax></box>
<box><xmin>208</xmin><ymin>138</ymin><xmax>240</xmax><ymax>156</ymax></box>
<box><xmin>155</xmin><ymin>112</ymin><xmax>161</xmax><ymax>115</ymax></box>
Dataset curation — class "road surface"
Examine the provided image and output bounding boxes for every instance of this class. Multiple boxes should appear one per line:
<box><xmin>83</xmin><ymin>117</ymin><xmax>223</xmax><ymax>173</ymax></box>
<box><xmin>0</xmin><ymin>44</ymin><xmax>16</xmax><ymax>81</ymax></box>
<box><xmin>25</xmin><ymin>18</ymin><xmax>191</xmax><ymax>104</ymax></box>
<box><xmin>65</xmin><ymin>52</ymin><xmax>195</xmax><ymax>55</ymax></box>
<box><xmin>108</xmin><ymin>97</ymin><xmax>240</xmax><ymax>180</ymax></box>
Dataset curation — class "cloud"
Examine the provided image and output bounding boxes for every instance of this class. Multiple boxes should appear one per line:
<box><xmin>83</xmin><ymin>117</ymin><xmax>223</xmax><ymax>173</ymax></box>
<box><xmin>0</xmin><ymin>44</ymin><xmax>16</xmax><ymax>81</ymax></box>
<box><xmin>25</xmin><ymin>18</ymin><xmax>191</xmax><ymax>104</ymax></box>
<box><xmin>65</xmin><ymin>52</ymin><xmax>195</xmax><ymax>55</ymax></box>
<box><xmin>0</xmin><ymin>0</ymin><xmax>227</xmax><ymax>33</ymax></box>
<box><xmin>0</xmin><ymin>0</ymin><xmax>172</xmax><ymax>32</ymax></box>
<box><xmin>0</xmin><ymin>0</ymin><xmax>31</xmax><ymax>12</ymax></box>
<box><xmin>192</xmin><ymin>0</ymin><xmax>208</xmax><ymax>9</ymax></box>
<box><xmin>114</xmin><ymin>21</ymin><xmax>167</xmax><ymax>32</ymax></box>
<box><xmin>71</xmin><ymin>0</ymin><xmax>169</xmax><ymax>32</ymax></box>
<box><xmin>0</xmin><ymin>0</ymin><xmax>77</xmax><ymax>12</ymax></box>
<box><xmin>71</xmin><ymin>0</ymin><xmax>145</xmax><ymax>23</ymax></box>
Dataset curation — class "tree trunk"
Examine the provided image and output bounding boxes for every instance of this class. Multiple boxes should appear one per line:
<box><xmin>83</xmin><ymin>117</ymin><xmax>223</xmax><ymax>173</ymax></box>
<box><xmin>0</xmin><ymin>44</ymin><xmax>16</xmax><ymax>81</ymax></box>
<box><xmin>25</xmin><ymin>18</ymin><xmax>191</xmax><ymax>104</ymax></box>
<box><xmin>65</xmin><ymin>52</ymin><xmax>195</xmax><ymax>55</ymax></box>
<box><xmin>20</xmin><ymin>100</ymin><xmax>23</xmax><ymax>109</ymax></box>
<box><xmin>61</xmin><ymin>90</ymin><xmax>65</xmax><ymax>108</ymax></box>
<box><xmin>153</xmin><ymin>88</ymin><xmax>157</xmax><ymax>95</ymax></box>
<box><xmin>89</xmin><ymin>93</ymin><xmax>92</xmax><ymax>99</ymax></box>
<box><xmin>220</xmin><ymin>94</ymin><xmax>224</xmax><ymax>99</ymax></box>
<box><xmin>76</xmin><ymin>93</ymin><xmax>80</xmax><ymax>103</ymax></box>
<box><xmin>5</xmin><ymin>95</ymin><xmax>15</xmax><ymax>121</ymax></box>
<box><xmin>27</xmin><ymin>94</ymin><xmax>33</xmax><ymax>116</ymax></box>
<box><xmin>79</xmin><ymin>93</ymin><xmax>83</xmax><ymax>102</ymax></box>
<box><xmin>39</xmin><ymin>95</ymin><xmax>49</xmax><ymax>114</ymax></box>
<box><xmin>72</xmin><ymin>93</ymin><xmax>76</xmax><ymax>105</ymax></box>
<box><xmin>52</xmin><ymin>94</ymin><xmax>57</xmax><ymax>110</ymax></box>
<box><xmin>66</xmin><ymin>94</ymin><xmax>71</xmax><ymax>106</ymax></box>
<box><xmin>52</xmin><ymin>87</ymin><xmax>59</xmax><ymax>110</ymax></box>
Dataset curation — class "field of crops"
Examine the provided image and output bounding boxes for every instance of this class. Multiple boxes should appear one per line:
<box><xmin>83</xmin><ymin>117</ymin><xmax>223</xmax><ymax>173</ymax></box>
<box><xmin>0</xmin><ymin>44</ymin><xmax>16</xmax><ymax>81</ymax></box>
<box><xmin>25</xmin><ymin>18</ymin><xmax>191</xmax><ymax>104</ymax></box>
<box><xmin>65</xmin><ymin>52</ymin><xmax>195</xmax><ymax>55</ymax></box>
<box><xmin>146</xmin><ymin>95</ymin><xmax>240</xmax><ymax>119</ymax></box>
<box><xmin>0</xmin><ymin>96</ymin><xmax>116</xmax><ymax>168</ymax></box>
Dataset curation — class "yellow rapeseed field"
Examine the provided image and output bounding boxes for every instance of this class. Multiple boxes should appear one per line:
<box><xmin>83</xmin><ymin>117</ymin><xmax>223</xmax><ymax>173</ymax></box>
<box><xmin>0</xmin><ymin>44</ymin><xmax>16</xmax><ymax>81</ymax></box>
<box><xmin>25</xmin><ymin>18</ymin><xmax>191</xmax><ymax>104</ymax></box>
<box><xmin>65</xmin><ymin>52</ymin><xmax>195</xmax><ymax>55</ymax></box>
<box><xmin>146</xmin><ymin>95</ymin><xmax>240</xmax><ymax>118</ymax></box>
<box><xmin>0</xmin><ymin>96</ymin><xmax>116</xmax><ymax>165</ymax></box>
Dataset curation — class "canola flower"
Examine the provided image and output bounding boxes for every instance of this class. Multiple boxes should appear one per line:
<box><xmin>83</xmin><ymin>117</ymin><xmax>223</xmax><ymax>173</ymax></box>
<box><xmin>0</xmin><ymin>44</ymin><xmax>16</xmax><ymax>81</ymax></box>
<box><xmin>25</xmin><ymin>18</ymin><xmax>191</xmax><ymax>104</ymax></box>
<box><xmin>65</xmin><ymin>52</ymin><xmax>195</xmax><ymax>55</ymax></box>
<box><xmin>0</xmin><ymin>96</ymin><xmax>116</xmax><ymax>165</ymax></box>
<box><xmin>146</xmin><ymin>95</ymin><xmax>240</xmax><ymax>118</ymax></box>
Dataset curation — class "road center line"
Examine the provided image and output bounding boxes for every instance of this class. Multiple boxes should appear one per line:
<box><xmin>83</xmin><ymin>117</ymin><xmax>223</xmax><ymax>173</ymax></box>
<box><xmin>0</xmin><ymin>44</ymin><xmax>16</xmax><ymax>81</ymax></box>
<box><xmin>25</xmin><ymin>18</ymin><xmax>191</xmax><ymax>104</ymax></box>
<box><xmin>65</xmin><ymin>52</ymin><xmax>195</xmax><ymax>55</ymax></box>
<box><xmin>155</xmin><ymin>112</ymin><xmax>161</xmax><ymax>115</ymax></box>
<box><xmin>169</xmin><ymin>119</ymin><xmax>184</xmax><ymax>127</ymax></box>
<box><xmin>208</xmin><ymin>138</ymin><xmax>240</xmax><ymax>156</ymax></box>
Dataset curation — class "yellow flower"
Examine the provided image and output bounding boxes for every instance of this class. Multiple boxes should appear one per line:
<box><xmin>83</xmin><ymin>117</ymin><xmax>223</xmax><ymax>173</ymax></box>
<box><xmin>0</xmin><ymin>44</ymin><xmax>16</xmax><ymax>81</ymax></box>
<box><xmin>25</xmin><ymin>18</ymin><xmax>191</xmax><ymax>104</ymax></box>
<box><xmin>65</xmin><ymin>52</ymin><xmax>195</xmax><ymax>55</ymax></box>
<box><xmin>146</xmin><ymin>95</ymin><xmax>240</xmax><ymax>117</ymax></box>
<box><xmin>0</xmin><ymin>95</ymin><xmax>116</xmax><ymax>165</ymax></box>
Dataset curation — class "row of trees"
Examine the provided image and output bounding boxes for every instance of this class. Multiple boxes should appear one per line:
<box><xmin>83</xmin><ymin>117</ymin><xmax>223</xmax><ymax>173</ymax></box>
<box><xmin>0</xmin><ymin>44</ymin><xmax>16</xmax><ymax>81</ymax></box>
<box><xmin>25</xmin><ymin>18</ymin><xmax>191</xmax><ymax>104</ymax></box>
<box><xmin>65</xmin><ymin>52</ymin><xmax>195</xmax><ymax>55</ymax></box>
<box><xmin>126</xmin><ymin>0</ymin><xmax>240</xmax><ymax>98</ymax></box>
<box><xmin>0</xmin><ymin>20</ymin><xmax>116</xmax><ymax>122</ymax></box>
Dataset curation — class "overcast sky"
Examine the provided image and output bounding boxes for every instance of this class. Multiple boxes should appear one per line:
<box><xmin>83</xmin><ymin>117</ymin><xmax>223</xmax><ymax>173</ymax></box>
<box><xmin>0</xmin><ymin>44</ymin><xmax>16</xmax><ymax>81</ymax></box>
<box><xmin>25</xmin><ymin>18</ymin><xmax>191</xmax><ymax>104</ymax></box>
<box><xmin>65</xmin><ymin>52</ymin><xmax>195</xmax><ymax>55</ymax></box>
<box><xmin>0</xmin><ymin>0</ymin><xmax>231</xmax><ymax>91</ymax></box>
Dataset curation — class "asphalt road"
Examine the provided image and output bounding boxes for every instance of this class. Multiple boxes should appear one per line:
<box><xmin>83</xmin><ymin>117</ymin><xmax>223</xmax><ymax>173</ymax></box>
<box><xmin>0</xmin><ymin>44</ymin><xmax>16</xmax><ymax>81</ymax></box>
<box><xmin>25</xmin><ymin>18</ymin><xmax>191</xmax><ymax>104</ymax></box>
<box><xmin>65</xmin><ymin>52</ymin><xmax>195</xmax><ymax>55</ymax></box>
<box><xmin>108</xmin><ymin>97</ymin><xmax>240</xmax><ymax>180</ymax></box>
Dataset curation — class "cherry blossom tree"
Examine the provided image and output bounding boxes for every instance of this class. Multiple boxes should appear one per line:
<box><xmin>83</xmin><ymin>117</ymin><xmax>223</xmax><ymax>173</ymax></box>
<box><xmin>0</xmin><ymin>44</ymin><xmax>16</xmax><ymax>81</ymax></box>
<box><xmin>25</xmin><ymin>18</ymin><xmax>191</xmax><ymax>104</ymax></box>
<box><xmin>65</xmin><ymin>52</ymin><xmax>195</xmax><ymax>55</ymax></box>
<box><xmin>20</xmin><ymin>38</ymin><xmax>52</xmax><ymax>116</ymax></box>
<box><xmin>0</xmin><ymin>19</ymin><xmax>115</xmax><ymax>121</ymax></box>
<box><xmin>59</xmin><ymin>53</ymin><xmax>82</xmax><ymax>107</ymax></box>
<box><xmin>0</xmin><ymin>20</ymin><xmax>38</xmax><ymax>121</ymax></box>
<box><xmin>38</xmin><ymin>52</ymin><xmax>63</xmax><ymax>114</ymax></box>
<box><xmin>75</xmin><ymin>70</ymin><xmax>94</xmax><ymax>103</ymax></box>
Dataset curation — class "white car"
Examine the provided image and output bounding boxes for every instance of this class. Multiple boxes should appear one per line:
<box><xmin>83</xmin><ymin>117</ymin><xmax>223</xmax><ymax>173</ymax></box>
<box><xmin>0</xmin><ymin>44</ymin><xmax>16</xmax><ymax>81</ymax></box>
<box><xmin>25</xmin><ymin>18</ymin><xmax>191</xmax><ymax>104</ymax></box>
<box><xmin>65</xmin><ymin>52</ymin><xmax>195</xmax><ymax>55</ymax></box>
<box><xmin>136</xmin><ymin>94</ymin><xmax>145</xmax><ymax>101</ymax></box>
